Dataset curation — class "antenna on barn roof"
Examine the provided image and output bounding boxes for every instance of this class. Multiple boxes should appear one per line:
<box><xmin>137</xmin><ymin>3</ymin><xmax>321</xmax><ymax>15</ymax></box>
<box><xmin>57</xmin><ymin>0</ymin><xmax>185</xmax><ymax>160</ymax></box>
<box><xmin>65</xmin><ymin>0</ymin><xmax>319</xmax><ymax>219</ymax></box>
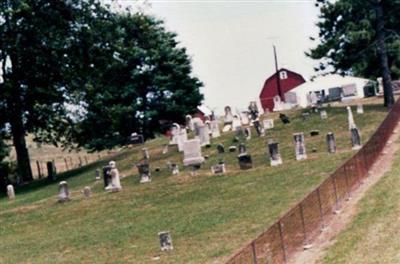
<box><xmin>273</xmin><ymin>45</ymin><xmax>283</xmax><ymax>101</ymax></box>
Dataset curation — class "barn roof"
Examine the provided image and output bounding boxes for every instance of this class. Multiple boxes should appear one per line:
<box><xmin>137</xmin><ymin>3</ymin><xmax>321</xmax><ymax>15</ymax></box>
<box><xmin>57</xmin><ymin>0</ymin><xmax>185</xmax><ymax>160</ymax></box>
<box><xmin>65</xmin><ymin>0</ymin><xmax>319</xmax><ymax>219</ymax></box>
<box><xmin>259</xmin><ymin>68</ymin><xmax>306</xmax><ymax>97</ymax></box>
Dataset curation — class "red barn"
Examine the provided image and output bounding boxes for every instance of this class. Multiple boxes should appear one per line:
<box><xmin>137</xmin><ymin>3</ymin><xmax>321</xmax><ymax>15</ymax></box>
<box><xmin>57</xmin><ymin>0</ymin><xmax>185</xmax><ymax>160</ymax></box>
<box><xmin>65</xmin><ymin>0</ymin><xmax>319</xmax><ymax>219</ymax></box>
<box><xmin>259</xmin><ymin>68</ymin><xmax>306</xmax><ymax>111</ymax></box>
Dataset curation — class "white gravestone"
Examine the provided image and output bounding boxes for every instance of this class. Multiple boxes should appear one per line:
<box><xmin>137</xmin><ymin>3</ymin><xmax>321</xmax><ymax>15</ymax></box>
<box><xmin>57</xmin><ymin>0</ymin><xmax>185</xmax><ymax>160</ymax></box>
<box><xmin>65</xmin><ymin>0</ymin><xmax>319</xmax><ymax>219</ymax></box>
<box><xmin>346</xmin><ymin>106</ymin><xmax>357</xmax><ymax>130</ymax></box>
<box><xmin>170</xmin><ymin>123</ymin><xmax>181</xmax><ymax>145</ymax></box>
<box><xmin>137</xmin><ymin>163</ymin><xmax>151</xmax><ymax>183</ymax></box>
<box><xmin>183</xmin><ymin>139</ymin><xmax>205</xmax><ymax>166</ymax></box>
<box><xmin>177</xmin><ymin>129</ymin><xmax>188</xmax><ymax>152</ymax></box>
<box><xmin>293</xmin><ymin>133</ymin><xmax>307</xmax><ymax>160</ymax></box>
<box><xmin>83</xmin><ymin>186</ymin><xmax>91</xmax><ymax>198</ymax></box>
<box><xmin>7</xmin><ymin>184</ymin><xmax>15</xmax><ymax>200</ymax></box>
<box><xmin>185</xmin><ymin>115</ymin><xmax>194</xmax><ymax>131</ymax></box>
<box><xmin>142</xmin><ymin>148</ymin><xmax>150</xmax><ymax>160</ymax></box>
<box><xmin>320</xmin><ymin>110</ymin><xmax>328</xmax><ymax>119</ymax></box>
<box><xmin>263</xmin><ymin>119</ymin><xmax>274</xmax><ymax>130</ymax></box>
<box><xmin>273</xmin><ymin>95</ymin><xmax>285</xmax><ymax>111</ymax></box>
<box><xmin>223</xmin><ymin>106</ymin><xmax>234</xmax><ymax>132</ymax></box>
<box><xmin>159</xmin><ymin>231</ymin><xmax>173</xmax><ymax>251</ymax></box>
<box><xmin>211</xmin><ymin>163</ymin><xmax>226</xmax><ymax>174</ymax></box>
<box><xmin>196</xmin><ymin>124</ymin><xmax>210</xmax><ymax>147</ymax></box>
<box><xmin>210</xmin><ymin>120</ymin><xmax>221</xmax><ymax>138</ymax></box>
<box><xmin>105</xmin><ymin>161</ymin><xmax>122</xmax><ymax>192</ymax></box>
<box><xmin>58</xmin><ymin>181</ymin><xmax>70</xmax><ymax>202</ymax></box>
<box><xmin>357</xmin><ymin>104</ymin><xmax>364</xmax><ymax>114</ymax></box>
<box><xmin>240</xmin><ymin>112</ymin><xmax>250</xmax><ymax>126</ymax></box>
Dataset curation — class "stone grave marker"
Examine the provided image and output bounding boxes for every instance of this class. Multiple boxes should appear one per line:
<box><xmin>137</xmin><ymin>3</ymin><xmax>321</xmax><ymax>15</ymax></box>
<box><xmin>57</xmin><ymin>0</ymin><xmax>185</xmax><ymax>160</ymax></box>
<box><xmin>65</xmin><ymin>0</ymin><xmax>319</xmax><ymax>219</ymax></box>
<box><xmin>183</xmin><ymin>139</ymin><xmax>205</xmax><ymax>166</ymax></box>
<box><xmin>326</xmin><ymin>132</ymin><xmax>336</xmax><ymax>153</ymax></box>
<box><xmin>238</xmin><ymin>153</ymin><xmax>252</xmax><ymax>170</ymax></box>
<box><xmin>293</xmin><ymin>133</ymin><xmax>307</xmax><ymax>160</ymax></box>
<box><xmin>351</xmin><ymin>128</ymin><xmax>362</xmax><ymax>150</ymax></box>
<box><xmin>238</xmin><ymin>143</ymin><xmax>247</xmax><ymax>154</ymax></box>
<box><xmin>244</xmin><ymin>127</ymin><xmax>251</xmax><ymax>140</ymax></box>
<box><xmin>301</xmin><ymin>112</ymin><xmax>310</xmax><ymax>121</ymax></box>
<box><xmin>83</xmin><ymin>186</ymin><xmax>91</xmax><ymax>198</ymax></box>
<box><xmin>253</xmin><ymin>120</ymin><xmax>262</xmax><ymax>136</ymax></box>
<box><xmin>129</xmin><ymin>133</ymin><xmax>144</xmax><ymax>145</ymax></box>
<box><xmin>263</xmin><ymin>119</ymin><xmax>274</xmax><ymax>130</ymax></box>
<box><xmin>171</xmin><ymin>164</ymin><xmax>179</xmax><ymax>175</ymax></box>
<box><xmin>177</xmin><ymin>129</ymin><xmax>188</xmax><ymax>152</ymax></box>
<box><xmin>95</xmin><ymin>169</ymin><xmax>101</xmax><ymax>180</ymax></box>
<box><xmin>197</xmin><ymin>123</ymin><xmax>210</xmax><ymax>147</ymax></box>
<box><xmin>105</xmin><ymin>161</ymin><xmax>122</xmax><ymax>192</ymax></box>
<box><xmin>279</xmin><ymin>113</ymin><xmax>290</xmax><ymax>124</ymax></box>
<box><xmin>162</xmin><ymin>144</ymin><xmax>169</xmax><ymax>154</ymax></box>
<box><xmin>142</xmin><ymin>148</ymin><xmax>150</xmax><ymax>160</ymax></box>
<box><xmin>170</xmin><ymin>123</ymin><xmax>181</xmax><ymax>145</ymax></box>
<box><xmin>217</xmin><ymin>144</ymin><xmax>225</xmax><ymax>154</ymax></box>
<box><xmin>102</xmin><ymin>165</ymin><xmax>112</xmax><ymax>188</ymax></box>
<box><xmin>268</xmin><ymin>141</ymin><xmax>283</xmax><ymax>166</ymax></box>
<box><xmin>240</xmin><ymin>112</ymin><xmax>250</xmax><ymax>126</ymax></box>
<box><xmin>347</xmin><ymin>106</ymin><xmax>357</xmax><ymax>130</ymax></box>
<box><xmin>7</xmin><ymin>184</ymin><xmax>15</xmax><ymax>200</ymax></box>
<box><xmin>210</xmin><ymin>120</ymin><xmax>221</xmax><ymax>138</ymax></box>
<box><xmin>186</xmin><ymin>115</ymin><xmax>194</xmax><ymax>131</ymax></box>
<box><xmin>320</xmin><ymin>110</ymin><xmax>328</xmax><ymax>119</ymax></box>
<box><xmin>229</xmin><ymin>146</ymin><xmax>237</xmax><ymax>152</ymax></box>
<box><xmin>159</xmin><ymin>231</ymin><xmax>173</xmax><ymax>251</ymax></box>
<box><xmin>137</xmin><ymin>163</ymin><xmax>151</xmax><ymax>183</ymax></box>
<box><xmin>357</xmin><ymin>104</ymin><xmax>364</xmax><ymax>114</ymax></box>
<box><xmin>58</xmin><ymin>181</ymin><xmax>70</xmax><ymax>202</ymax></box>
<box><xmin>47</xmin><ymin>161</ymin><xmax>57</xmax><ymax>181</ymax></box>
<box><xmin>211</xmin><ymin>161</ymin><xmax>226</xmax><ymax>174</ymax></box>
<box><xmin>223</xmin><ymin>106</ymin><xmax>234</xmax><ymax>132</ymax></box>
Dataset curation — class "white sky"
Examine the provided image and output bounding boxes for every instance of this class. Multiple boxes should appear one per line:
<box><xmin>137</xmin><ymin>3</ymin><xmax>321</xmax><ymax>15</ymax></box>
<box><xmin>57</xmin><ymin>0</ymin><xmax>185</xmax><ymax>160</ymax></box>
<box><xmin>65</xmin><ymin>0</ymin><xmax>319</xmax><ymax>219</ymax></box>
<box><xmin>111</xmin><ymin>0</ymin><xmax>321</xmax><ymax>113</ymax></box>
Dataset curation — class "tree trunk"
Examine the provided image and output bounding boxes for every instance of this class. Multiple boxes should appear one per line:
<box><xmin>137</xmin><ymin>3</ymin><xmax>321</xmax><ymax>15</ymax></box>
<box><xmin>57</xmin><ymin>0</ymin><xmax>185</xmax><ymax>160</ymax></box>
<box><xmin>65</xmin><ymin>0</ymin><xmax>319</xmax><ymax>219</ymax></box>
<box><xmin>375</xmin><ymin>1</ymin><xmax>394</xmax><ymax>107</ymax></box>
<box><xmin>10</xmin><ymin>113</ymin><xmax>33</xmax><ymax>182</ymax></box>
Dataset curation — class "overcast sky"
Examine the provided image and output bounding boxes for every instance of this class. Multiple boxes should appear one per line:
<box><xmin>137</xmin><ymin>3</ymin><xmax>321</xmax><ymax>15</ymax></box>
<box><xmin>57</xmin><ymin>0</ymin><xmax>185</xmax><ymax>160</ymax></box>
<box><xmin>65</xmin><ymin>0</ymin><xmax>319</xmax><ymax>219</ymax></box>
<box><xmin>112</xmin><ymin>0</ymin><xmax>320</xmax><ymax>113</ymax></box>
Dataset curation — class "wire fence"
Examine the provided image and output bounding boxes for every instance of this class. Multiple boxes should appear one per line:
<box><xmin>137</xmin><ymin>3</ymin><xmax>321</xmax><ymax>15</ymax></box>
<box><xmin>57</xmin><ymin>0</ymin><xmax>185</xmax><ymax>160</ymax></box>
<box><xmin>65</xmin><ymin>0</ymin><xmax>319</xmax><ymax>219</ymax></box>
<box><xmin>226</xmin><ymin>99</ymin><xmax>400</xmax><ymax>264</ymax></box>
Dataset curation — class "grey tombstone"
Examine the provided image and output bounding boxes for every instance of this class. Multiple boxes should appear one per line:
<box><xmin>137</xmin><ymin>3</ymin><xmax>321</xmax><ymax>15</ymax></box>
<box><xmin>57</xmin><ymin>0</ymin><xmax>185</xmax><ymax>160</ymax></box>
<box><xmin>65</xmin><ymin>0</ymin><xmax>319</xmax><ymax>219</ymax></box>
<box><xmin>238</xmin><ymin>143</ymin><xmax>247</xmax><ymax>154</ymax></box>
<box><xmin>217</xmin><ymin>144</ymin><xmax>225</xmax><ymax>154</ymax></box>
<box><xmin>171</xmin><ymin>164</ymin><xmax>179</xmax><ymax>175</ymax></box>
<box><xmin>106</xmin><ymin>161</ymin><xmax>122</xmax><ymax>192</ymax></box>
<box><xmin>211</xmin><ymin>161</ymin><xmax>226</xmax><ymax>174</ymax></box>
<box><xmin>347</xmin><ymin>106</ymin><xmax>357</xmax><ymax>130</ymax></box>
<box><xmin>263</xmin><ymin>119</ymin><xmax>274</xmax><ymax>130</ymax></box>
<box><xmin>268</xmin><ymin>141</ymin><xmax>283</xmax><ymax>166</ymax></box>
<box><xmin>357</xmin><ymin>104</ymin><xmax>364</xmax><ymax>114</ymax></box>
<box><xmin>253</xmin><ymin>120</ymin><xmax>262</xmax><ymax>136</ymax></box>
<box><xmin>58</xmin><ymin>181</ymin><xmax>70</xmax><ymax>202</ymax></box>
<box><xmin>301</xmin><ymin>112</ymin><xmax>310</xmax><ymax>121</ymax></box>
<box><xmin>197</xmin><ymin>124</ymin><xmax>210</xmax><ymax>147</ymax></box>
<box><xmin>279</xmin><ymin>113</ymin><xmax>290</xmax><ymax>124</ymax></box>
<box><xmin>83</xmin><ymin>186</ymin><xmax>91</xmax><ymax>198</ymax></box>
<box><xmin>162</xmin><ymin>144</ymin><xmax>169</xmax><ymax>154</ymax></box>
<box><xmin>351</xmin><ymin>127</ymin><xmax>362</xmax><ymax>150</ymax></box>
<box><xmin>326</xmin><ymin>132</ymin><xmax>336</xmax><ymax>153</ymax></box>
<box><xmin>137</xmin><ymin>163</ymin><xmax>151</xmax><ymax>183</ymax></box>
<box><xmin>7</xmin><ymin>184</ymin><xmax>15</xmax><ymax>200</ymax></box>
<box><xmin>293</xmin><ymin>133</ymin><xmax>307</xmax><ymax>160</ymax></box>
<box><xmin>223</xmin><ymin>106</ymin><xmax>234</xmax><ymax>132</ymax></box>
<box><xmin>244</xmin><ymin>127</ymin><xmax>251</xmax><ymax>140</ymax></box>
<box><xmin>177</xmin><ymin>129</ymin><xmax>188</xmax><ymax>152</ymax></box>
<box><xmin>158</xmin><ymin>231</ymin><xmax>173</xmax><ymax>251</ymax></box>
<box><xmin>142</xmin><ymin>148</ymin><xmax>150</xmax><ymax>160</ymax></box>
<box><xmin>240</xmin><ymin>112</ymin><xmax>250</xmax><ymax>126</ymax></box>
<box><xmin>238</xmin><ymin>153</ymin><xmax>252</xmax><ymax>170</ymax></box>
<box><xmin>47</xmin><ymin>161</ymin><xmax>57</xmax><ymax>181</ymax></box>
<box><xmin>183</xmin><ymin>139</ymin><xmax>205</xmax><ymax>166</ymax></box>
<box><xmin>186</xmin><ymin>115</ymin><xmax>194</xmax><ymax>131</ymax></box>
<box><xmin>95</xmin><ymin>169</ymin><xmax>101</xmax><ymax>180</ymax></box>
<box><xmin>320</xmin><ymin>110</ymin><xmax>328</xmax><ymax>119</ymax></box>
<box><xmin>170</xmin><ymin>123</ymin><xmax>181</xmax><ymax>145</ymax></box>
<box><xmin>102</xmin><ymin>165</ymin><xmax>112</xmax><ymax>188</ymax></box>
<box><xmin>229</xmin><ymin>146</ymin><xmax>237</xmax><ymax>152</ymax></box>
<box><xmin>129</xmin><ymin>133</ymin><xmax>144</xmax><ymax>145</ymax></box>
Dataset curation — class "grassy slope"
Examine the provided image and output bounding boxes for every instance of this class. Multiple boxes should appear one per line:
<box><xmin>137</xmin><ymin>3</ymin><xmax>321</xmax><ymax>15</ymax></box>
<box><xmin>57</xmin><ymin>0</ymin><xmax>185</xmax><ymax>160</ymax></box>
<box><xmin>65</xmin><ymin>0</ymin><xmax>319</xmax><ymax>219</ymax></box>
<box><xmin>0</xmin><ymin>104</ymin><xmax>387</xmax><ymax>264</ymax></box>
<box><xmin>320</xmin><ymin>138</ymin><xmax>400</xmax><ymax>264</ymax></box>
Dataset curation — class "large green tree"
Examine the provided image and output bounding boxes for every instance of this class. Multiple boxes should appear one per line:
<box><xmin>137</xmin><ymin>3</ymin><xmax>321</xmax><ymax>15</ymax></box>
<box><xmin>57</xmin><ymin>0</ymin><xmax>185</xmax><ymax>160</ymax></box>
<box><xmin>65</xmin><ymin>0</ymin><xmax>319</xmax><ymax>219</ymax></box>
<box><xmin>308</xmin><ymin>0</ymin><xmax>400</xmax><ymax>107</ymax></box>
<box><xmin>73</xmin><ymin>13</ymin><xmax>203</xmax><ymax>150</ymax></box>
<box><xmin>0</xmin><ymin>0</ymin><xmax>110</xmax><ymax>181</ymax></box>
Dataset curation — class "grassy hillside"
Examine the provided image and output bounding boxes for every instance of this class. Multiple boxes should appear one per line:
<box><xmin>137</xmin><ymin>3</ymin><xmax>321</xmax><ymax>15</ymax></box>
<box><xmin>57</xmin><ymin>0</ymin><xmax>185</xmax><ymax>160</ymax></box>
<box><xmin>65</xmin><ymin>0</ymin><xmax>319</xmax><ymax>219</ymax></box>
<box><xmin>319</xmin><ymin>138</ymin><xmax>400</xmax><ymax>264</ymax></box>
<box><xmin>0</xmin><ymin>103</ymin><xmax>388</xmax><ymax>263</ymax></box>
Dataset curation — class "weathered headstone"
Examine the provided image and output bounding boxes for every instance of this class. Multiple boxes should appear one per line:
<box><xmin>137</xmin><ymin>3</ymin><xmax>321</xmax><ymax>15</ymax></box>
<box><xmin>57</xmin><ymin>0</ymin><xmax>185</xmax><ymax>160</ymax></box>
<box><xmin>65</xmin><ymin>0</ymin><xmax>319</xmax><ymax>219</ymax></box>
<box><xmin>185</xmin><ymin>115</ymin><xmax>194</xmax><ymax>131</ymax></box>
<box><xmin>170</xmin><ymin>123</ymin><xmax>181</xmax><ymax>145</ymax></box>
<box><xmin>223</xmin><ymin>106</ymin><xmax>234</xmax><ymax>132</ymax></box>
<box><xmin>159</xmin><ymin>231</ymin><xmax>173</xmax><ymax>251</ymax></box>
<box><xmin>7</xmin><ymin>184</ymin><xmax>15</xmax><ymax>200</ymax></box>
<box><xmin>102</xmin><ymin>165</ymin><xmax>111</xmax><ymax>188</ymax></box>
<box><xmin>142</xmin><ymin>148</ymin><xmax>150</xmax><ymax>160</ymax></box>
<box><xmin>171</xmin><ymin>164</ymin><xmax>179</xmax><ymax>175</ymax></box>
<box><xmin>326</xmin><ymin>132</ymin><xmax>336</xmax><ymax>153</ymax></box>
<box><xmin>58</xmin><ymin>181</ymin><xmax>70</xmax><ymax>202</ymax></box>
<box><xmin>229</xmin><ymin>146</ymin><xmax>237</xmax><ymax>152</ymax></box>
<box><xmin>244</xmin><ymin>127</ymin><xmax>251</xmax><ymax>140</ymax></box>
<box><xmin>268</xmin><ymin>141</ymin><xmax>283</xmax><ymax>166</ymax></box>
<box><xmin>129</xmin><ymin>133</ymin><xmax>144</xmax><ymax>145</ymax></box>
<box><xmin>95</xmin><ymin>169</ymin><xmax>101</xmax><ymax>180</ymax></box>
<box><xmin>293</xmin><ymin>133</ymin><xmax>307</xmax><ymax>160</ymax></box>
<box><xmin>253</xmin><ymin>120</ymin><xmax>262</xmax><ymax>136</ymax></box>
<box><xmin>350</xmin><ymin>127</ymin><xmax>362</xmax><ymax>150</ymax></box>
<box><xmin>263</xmin><ymin>119</ymin><xmax>274</xmax><ymax>130</ymax></box>
<box><xmin>238</xmin><ymin>143</ymin><xmax>247</xmax><ymax>154</ymax></box>
<box><xmin>238</xmin><ymin>153</ymin><xmax>252</xmax><ymax>170</ymax></box>
<box><xmin>83</xmin><ymin>186</ymin><xmax>91</xmax><ymax>198</ymax></box>
<box><xmin>320</xmin><ymin>110</ymin><xmax>328</xmax><ymax>119</ymax></box>
<box><xmin>357</xmin><ymin>104</ymin><xmax>364</xmax><ymax>114</ymax></box>
<box><xmin>211</xmin><ymin>161</ymin><xmax>226</xmax><ymax>174</ymax></box>
<box><xmin>279</xmin><ymin>113</ymin><xmax>290</xmax><ymax>124</ymax></box>
<box><xmin>196</xmin><ymin>124</ymin><xmax>210</xmax><ymax>147</ymax></box>
<box><xmin>210</xmin><ymin>120</ymin><xmax>221</xmax><ymax>138</ymax></box>
<box><xmin>301</xmin><ymin>112</ymin><xmax>310</xmax><ymax>121</ymax></box>
<box><xmin>177</xmin><ymin>129</ymin><xmax>188</xmax><ymax>152</ymax></box>
<box><xmin>183</xmin><ymin>139</ymin><xmax>205</xmax><ymax>166</ymax></box>
<box><xmin>232</xmin><ymin>115</ymin><xmax>242</xmax><ymax>134</ymax></box>
<box><xmin>347</xmin><ymin>106</ymin><xmax>357</xmax><ymax>130</ymax></box>
<box><xmin>162</xmin><ymin>144</ymin><xmax>169</xmax><ymax>154</ymax></box>
<box><xmin>137</xmin><ymin>163</ymin><xmax>151</xmax><ymax>183</ymax></box>
<box><xmin>105</xmin><ymin>161</ymin><xmax>122</xmax><ymax>192</ymax></box>
<box><xmin>47</xmin><ymin>161</ymin><xmax>57</xmax><ymax>181</ymax></box>
<box><xmin>240</xmin><ymin>112</ymin><xmax>250</xmax><ymax>126</ymax></box>
<box><xmin>217</xmin><ymin>144</ymin><xmax>225</xmax><ymax>154</ymax></box>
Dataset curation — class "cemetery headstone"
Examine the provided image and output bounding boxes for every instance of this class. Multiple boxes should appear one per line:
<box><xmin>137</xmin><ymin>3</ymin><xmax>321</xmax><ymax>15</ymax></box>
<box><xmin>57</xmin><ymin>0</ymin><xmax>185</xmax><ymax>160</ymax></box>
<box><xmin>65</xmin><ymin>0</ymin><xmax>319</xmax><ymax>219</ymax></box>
<box><xmin>186</xmin><ymin>115</ymin><xmax>194</xmax><ymax>131</ymax></box>
<box><xmin>171</xmin><ymin>164</ymin><xmax>179</xmax><ymax>175</ymax></box>
<box><xmin>183</xmin><ymin>139</ymin><xmax>205</xmax><ymax>166</ymax></box>
<box><xmin>105</xmin><ymin>161</ymin><xmax>122</xmax><ymax>192</ymax></box>
<box><xmin>7</xmin><ymin>184</ymin><xmax>15</xmax><ymax>200</ymax></box>
<box><xmin>170</xmin><ymin>123</ymin><xmax>181</xmax><ymax>145</ymax></box>
<box><xmin>351</xmin><ymin>127</ymin><xmax>362</xmax><ymax>150</ymax></box>
<box><xmin>47</xmin><ymin>161</ymin><xmax>57</xmax><ymax>181</ymax></box>
<box><xmin>129</xmin><ymin>132</ymin><xmax>144</xmax><ymax>145</ymax></box>
<box><xmin>177</xmin><ymin>129</ymin><xmax>188</xmax><ymax>152</ymax></box>
<box><xmin>238</xmin><ymin>143</ymin><xmax>247</xmax><ymax>154</ymax></box>
<box><xmin>95</xmin><ymin>169</ymin><xmax>101</xmax><ymax>180</ymax></box>
<box><xmin>137</xmin><ymin>163</ymin><xmax>151</xmax><ymax>183</ymax></box>
<box><xmin>263</xmin><ymin>119</ymin><xmax>274</xmax><ymax>130</ymax></box>
<box><xmin>253</xmin><ymin>120</ymin><xmax>262</xmax><ymax>136</ymax></box>
<box><xmin>229</xmin><ymin>146</ymin><xmax>237</xmax><ymax>152</ymax></box>
<box><xmin>102</xmin><ymin>165</ymin><xmax>111</xmax><ymax>188</ymax></box>
<box><xmin>217</xmin><ymin>144</ymin><xmax>225</xmax><ymax>154</ymax></box>
<box><xmin>142</xmin><ymin>148</ymin><xmax>150</xmax><ymax>160</ymax></box>
<box><xmin>268</xmin><ymin>141</ymin><xmax>283</xmax><ymax>166</ymax></box>
<box><xmin>162</xmin><ymin>144</ymin><xmax>169</xmax><ymax>154</ymax></box>
<box><xmin>310</xmin><ymin>130</ymin><xmax>320</xmax><ymax>137</ymax></box>
<box><xmin>58</xmin><ymin>181</ymin><xmax>70</xmax><ymax>202</ymax></box>
<box><xmin>223</xmin><ymin>106</ymin><xmax>234</xmax><ymax>132</ymax></box>
<box><xmin>326</xmin><ymin>132</ymin><xmax>336</xmax><ymax>153</ymax></box>
<box><xmin>279</xmin><ymin>113</ymin><xmax>290</xmax><ymax>124</ymax></box>
<box><xmin>240</xmin><ymin>112</ymin><xmax>250</xmax><ymax>126</ymax></box>
<box><xmin>244</xmin><ymin>127</ymin><xmax>251</xmax><ymax>140</ymax></box>
<box><xmin>293</xmin><ymin>133</ymin><xmax>307</xmax><ymax>160</ymax></box>
<box><xmin>232</xmin><ymin>115</ymin><xmax>242</xmax><ymax>135</ymax></box>
<box><xmin>197</xmin><ymin>123</ymin><xmax>210</xmax><ymax>147</ymax></box>
<box><xmin>357</xmin><ymin>104</ymin><xmax>364</xmax><ymax>114</ymax></box>
<box><xmin>83</xmin><ymin>186</ymin><xmax>91</xmax><ymax>198</ymax></box>
<box><xmin>159</xmin><ymin>231</ymin><xmax>173</xmax><ymax>251</ymax></box>
<box><xmin>210</xmin><ymin>120</ymin><xmax>221</xmax><ymax>138</ymax></box>
<box><xmin>301</xmin><ymin>112</ymin><xmax>310</xmax><ymax>121</ymax></box>
<box><xmin>320</xmin><ymin>110</ymin><xmax>328</xmax><ymax>119</ymax></box>
<box><xmin>346</xmin><ymin>106</ymin><xmax>357</xmax><ymax>130</ymax></box>
<box><xmin>211</xmin><ymin>161</ymin><xmax>226</xmax><ymax>174</ymax></box>
<box><xmin>238</xmin><ymin>153</ymin><xmax>252</xmax><ymax>170</ymax></box>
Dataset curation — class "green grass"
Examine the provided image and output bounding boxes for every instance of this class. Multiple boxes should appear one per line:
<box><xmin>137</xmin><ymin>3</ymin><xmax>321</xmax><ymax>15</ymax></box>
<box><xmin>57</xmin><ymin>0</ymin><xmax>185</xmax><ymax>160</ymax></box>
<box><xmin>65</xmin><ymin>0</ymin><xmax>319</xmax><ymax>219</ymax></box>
<box><xmin>0</xmin><ymin>104</ymin><xmax>388</xmax><ymax>264</ymax></box>
<box><xmin>319</xmin><ymin>139</ymin><xmax>400</xmax><ymax>264</ymax></box>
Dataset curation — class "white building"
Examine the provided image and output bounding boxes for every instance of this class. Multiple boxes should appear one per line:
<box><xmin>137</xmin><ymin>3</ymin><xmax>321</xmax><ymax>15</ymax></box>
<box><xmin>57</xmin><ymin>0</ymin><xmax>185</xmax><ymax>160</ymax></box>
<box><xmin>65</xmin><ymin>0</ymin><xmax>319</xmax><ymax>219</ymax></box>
<box><xmin>284</xmin><ymin>75</ymin><xmax>375</xmax><ymax>108</ymax></box>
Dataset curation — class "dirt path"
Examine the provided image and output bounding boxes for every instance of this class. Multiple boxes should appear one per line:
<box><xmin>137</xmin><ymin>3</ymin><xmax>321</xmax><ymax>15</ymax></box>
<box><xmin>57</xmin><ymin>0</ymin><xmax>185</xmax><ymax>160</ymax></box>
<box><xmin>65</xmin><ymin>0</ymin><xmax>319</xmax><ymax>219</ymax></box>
<box><xmin>289</xmin><ymin>123</ymin><xmax>400</xmax><ymax>264</ymax></box>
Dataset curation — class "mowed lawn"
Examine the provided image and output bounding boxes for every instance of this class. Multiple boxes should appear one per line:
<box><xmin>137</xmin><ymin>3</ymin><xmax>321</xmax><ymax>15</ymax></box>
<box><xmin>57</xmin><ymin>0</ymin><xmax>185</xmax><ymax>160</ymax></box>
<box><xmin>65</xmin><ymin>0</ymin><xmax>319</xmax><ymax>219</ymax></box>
<box><xmin>319</xmin><ymin>139</ymin><xmax>400</xmax><ymax>264</ymax></box>
<box><xmin>0</xmin><ymin>104</ymin><xmax>388</xmax><ymax>263</ymax></box>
